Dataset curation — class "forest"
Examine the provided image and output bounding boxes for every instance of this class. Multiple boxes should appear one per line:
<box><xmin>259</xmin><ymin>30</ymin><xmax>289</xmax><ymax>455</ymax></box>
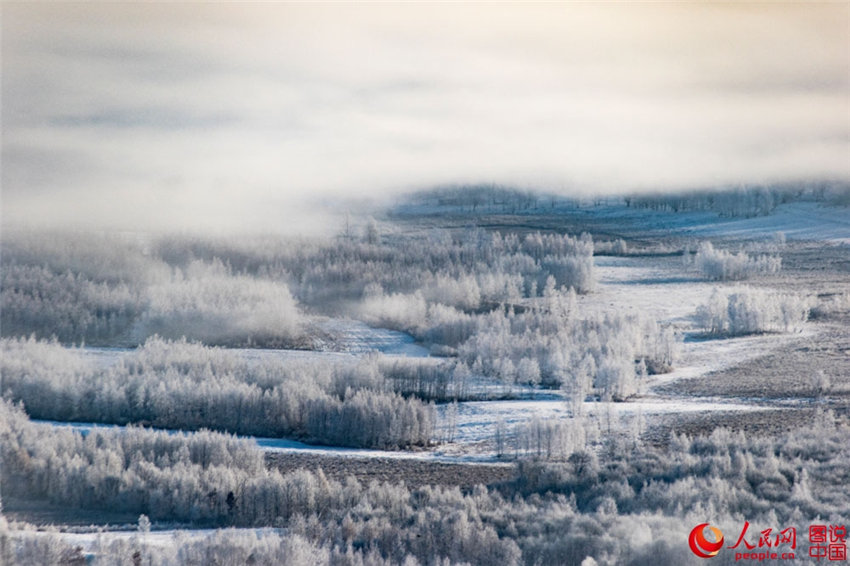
<box><xmin>4</xmin><ymin>0</ymin><xmax>850</xmax><ymax>561</ymax></box>
<box><xmin>1</xmin><ymin>336</ymin><xmax>434</xmax><ymax>449</ymax></box>
<box><xmin>1</xmin><ymin>225</ymin><xmax>677</xmax><ymax>422</ymax></box>
<box><xmin>4</xmin><ymin>400</ymin><xmax>850</xmax><ymax>565</ymax></box>
<box><xmin>2</xmin><ymin>184</ymin><xmax>849</xmax><ymax>566</ymax></box>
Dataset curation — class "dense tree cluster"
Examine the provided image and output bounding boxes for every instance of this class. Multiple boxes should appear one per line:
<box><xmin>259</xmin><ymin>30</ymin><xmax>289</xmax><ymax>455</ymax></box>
<box><xmin>512</xmin><ymin>416</ymin><xmax>588</xmax><ymax>460</ymax></box>
<box><xmin>354</xmin><ymin>279</ymin><xmax>677</xmax><ymax>401</ymax></box>
<box><xmin>1</xmin><ymin>233</ymin><xmax>306</xmax><ymax>347</ymax></box>
<box><xmin>1</xmin><ymin>403</ymin><xmax>519</xmax><ymax>565</ymax></box>
<box><xmin>152</xmin><ymin>229</ymin><xmax>595</xmax><ymax>316</ymax></box>
<box><xmin>695</xmin><ymin>288</ymin><xmax>812</xmax><ymax>336</ymax></box>
<box><xmin>451</xmin><ymin>288</ymin><xmax>677</xmax><ymax>400</ymax></box>
<box><xmin>511</xmin><ymin>410</ymin><xmax>850</xmax><ymax>522</ymax></box>
<box><xmin>0</xmin><ymin>263</ymin><xmax>143</xmax><ymax>344</ymax></box>
<box><xmin>378</xmin><ymin>358</ymin><xmax>472</xmax><ymax>401</ymax></box>
<box><xmin>396</xmin><ymin>184</ymin><xmax>548</xmax><ymax>214</ymax></box>
<box><xmin>135</xmin><ymin>259</ymin><xmax>304</xmax><ymax>348</ymax></box>
<box><xmin>693</xmin><ymin>242</ymin><xmax>781</xmax><ymax>281</ymax></box>
<box><xmin>1</xmin><ymin>337</ymin><xmax>434</xmax><ymax>449</ymax></box>
<box><xmin>1</xmin><ymin>401</ymin><xmax>263</xmax><ymax>523</ymax></box>
<box><xmin>2</xmin><ymin>227</ymin><xmax>597</xmax><ymax>350</ymax></box>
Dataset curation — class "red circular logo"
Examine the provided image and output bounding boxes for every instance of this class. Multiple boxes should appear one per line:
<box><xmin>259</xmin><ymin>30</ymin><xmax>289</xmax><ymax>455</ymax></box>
<box><xmin>689</xmin><ymin>523</ymin><xmax>724</xmax><ymax>558</ymax></box>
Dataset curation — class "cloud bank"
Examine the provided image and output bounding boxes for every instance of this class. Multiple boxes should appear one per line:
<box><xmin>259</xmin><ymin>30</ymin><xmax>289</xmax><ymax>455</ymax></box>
<box><xmin>2</xmin><ymin>3</ymin><xmax>848</xmax><ymax>232</ymax></box>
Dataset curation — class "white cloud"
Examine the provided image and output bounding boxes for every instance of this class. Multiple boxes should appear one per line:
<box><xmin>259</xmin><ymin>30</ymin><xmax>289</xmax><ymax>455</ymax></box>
<box><xmin>2</xmin><ymin>2</ymin><xmax>848</xmax><ymax>232</ymax></box>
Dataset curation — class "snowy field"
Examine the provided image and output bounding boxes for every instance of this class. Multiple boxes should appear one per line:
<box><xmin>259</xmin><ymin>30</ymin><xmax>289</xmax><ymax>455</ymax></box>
<box><xmin>81</xmin><ymin>318</ymin><xmax>429</xmax><ymax>369</ymax></box>
<box><xmin>586</xmin><ymin>254</ymin><xmax>819</xmax><ymax>387</ymax></box>
<box><xmin>677</xmin><ymin>201</ymin><xmax>850</xmax><ymax>244</ymax></box>
<box><xmin>544</xmin><ymin>200</ymin><xmax>850</xmax><ymax>244</ymax></box>
<box><xmin>441</xmin><ymin>397</ymin><xmax>760</xmax><ymax>449</ymax></box>
<box><xmin>315</xmin><ymin>318</ymin><xmax>430</xmax><ymax>357</ymax></box>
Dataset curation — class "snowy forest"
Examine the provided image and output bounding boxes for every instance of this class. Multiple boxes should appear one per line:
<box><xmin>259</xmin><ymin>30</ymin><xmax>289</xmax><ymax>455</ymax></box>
<box><xmin>2</xmin><ymin>184</ymin><xmax>849</xmax><ymax>565</ymax></box>
<box><xmin>5</xmin><ymin>1</ymin><xmax>850</xmax><ymax>561</ymax></box>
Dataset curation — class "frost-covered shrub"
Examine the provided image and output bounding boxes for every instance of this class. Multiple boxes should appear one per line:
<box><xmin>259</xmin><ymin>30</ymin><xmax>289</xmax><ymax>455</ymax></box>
<box><xmin>422</xmin><ymin>274</ymin><xmax>482</xmax><ymax>310</ymax></box>
<box><xmin>594</xmin><ymin>238</ymin><xmax>628</xmax><ymax>255</ymax></box>
<box><xmin>595</xmin><ymin>357</ymin><xmax>638</xmax><ymax>402</ymax></box>
<box><xmin>695</xmin><ymin>242</ymin><xmax>781</xmax><ymax>281</ymax></box>
<box><xmin>1</xmin><ymin>234</ymin><xmax>310</xmax><ymax>347</ymax></box>
<box><xmin>539</xmin><ymin>255</ymin><xmax>595</xmax><ymax>293</ymax></box>
<box><xmin>810</xmin><ymin>291</ymin><xmax>850</xmax><ymax>320</ymax></box>
<box><xmin>695</xmin><ymin>288</ymin><xmax>811</xmax><ymax>336</ymax></box>
<box><xmin>421</xmin><ymin>303</ymin><xmax>478</xmax><ymax>347</ymax></box>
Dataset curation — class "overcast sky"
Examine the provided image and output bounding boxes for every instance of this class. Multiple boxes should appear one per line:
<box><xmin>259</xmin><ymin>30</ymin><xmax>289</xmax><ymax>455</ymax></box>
<box><xmin>2</xmin><ymin>2</ymin><xmax>848</xmax><ymax>232</ymax></box>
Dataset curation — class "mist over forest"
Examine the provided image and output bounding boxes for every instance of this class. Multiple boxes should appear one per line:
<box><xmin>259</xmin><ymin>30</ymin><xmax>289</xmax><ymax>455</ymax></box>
<box><xmin>3</xmin><ymin>2</ymin><xmax>849</xmax><ymax>564</ymax></box>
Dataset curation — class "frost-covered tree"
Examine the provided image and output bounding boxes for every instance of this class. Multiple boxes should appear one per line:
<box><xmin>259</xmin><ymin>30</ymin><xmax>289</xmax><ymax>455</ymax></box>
<box><xmin>694</xmin><ymin>241</ymin><xmax>781</xmax><ymax>281</ymax></box>
<box><xmin>695</xmin><ymin>287</ymin><xmax>811</xmax><ymax>336</ymax></box>
<box><xmin>134</xmin><ymin>259</ymin><xmax>304</xmax><ymax>347</ymax></box>
<box><xmin>1</xmin><ymin>337</ymin><xmax>435</xmax><ymax>449</ymax></box>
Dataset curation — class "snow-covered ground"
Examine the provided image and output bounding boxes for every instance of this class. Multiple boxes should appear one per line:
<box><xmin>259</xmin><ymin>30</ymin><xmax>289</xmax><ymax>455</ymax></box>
<box><xmin>78</xmin><ymin>346</ymin><xmax>133</xmax><ymax>368</ymax></box>
<box><xmin>587</xmin><ymin>254</ymin><xmax>817</xmax><ymax>387</ymax></box>
<box><xmin>678</xmin><ymin>201</ymin><xmax>850</xmax><ymax>244</ymax></box>
<box><xmin>443</xmin><ymin>397</ymin><xmax>759</xmax><ymax>448</ymax></box>
<box><xmin>562</xmin><ymin>201</ymin><xmax>850</xmax><ymax>244</ymax></box>
<box><xmin>317</xmin><ymin>318</ymin><xmax>430</xmax><ymax>357</ymax></box>
<box><xmin>81</xmin><ymin>318</ymin><xmax>429</xmax><ymax>369</ymax></box>
<box><xmin>652</xmin><ymin>330</ymin><xmax>814</xmax><ymax>387</ymax></box>
<box><xmin>589</xmin><ymin>256</ymin><xmax>714</xmax><ymax>323</ymax></box>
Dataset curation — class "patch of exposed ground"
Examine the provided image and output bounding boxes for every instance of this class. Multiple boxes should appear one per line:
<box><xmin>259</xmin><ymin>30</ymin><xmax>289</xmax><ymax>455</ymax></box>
<box><xmin>658</xmin><ymin>322</ymin><xmax>850</xmax><ymax>400</ymax></box>
<box><xmin>265</xmin><ymin>452</ymin><xmax>516</xmax><ymax>490</ymax></box>
<box><xmin>646</xmin><ymin>314</ymin><xmax>850</xmax><ymax>448</ymax></box>
<box><xmin>643</xmin><ymin>408</ymin><xmax>825</xmax><ymax>448</ymax></box>
<box><xmin>780</xmin><ymin>242</ymin><xmax>850</xmax><ymax>275</ymax></box>
<box><xmin>2</xmin><ymin>496</ymin><xmax>141</xmax><ymax>528</ymax></box>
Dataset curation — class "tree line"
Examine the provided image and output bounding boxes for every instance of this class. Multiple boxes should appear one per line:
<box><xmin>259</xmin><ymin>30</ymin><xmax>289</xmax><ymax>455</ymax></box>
<box><xmin>1</xmin><ymin>337</ymin><xmax>434</xmax><ymax>449</ymax></box>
